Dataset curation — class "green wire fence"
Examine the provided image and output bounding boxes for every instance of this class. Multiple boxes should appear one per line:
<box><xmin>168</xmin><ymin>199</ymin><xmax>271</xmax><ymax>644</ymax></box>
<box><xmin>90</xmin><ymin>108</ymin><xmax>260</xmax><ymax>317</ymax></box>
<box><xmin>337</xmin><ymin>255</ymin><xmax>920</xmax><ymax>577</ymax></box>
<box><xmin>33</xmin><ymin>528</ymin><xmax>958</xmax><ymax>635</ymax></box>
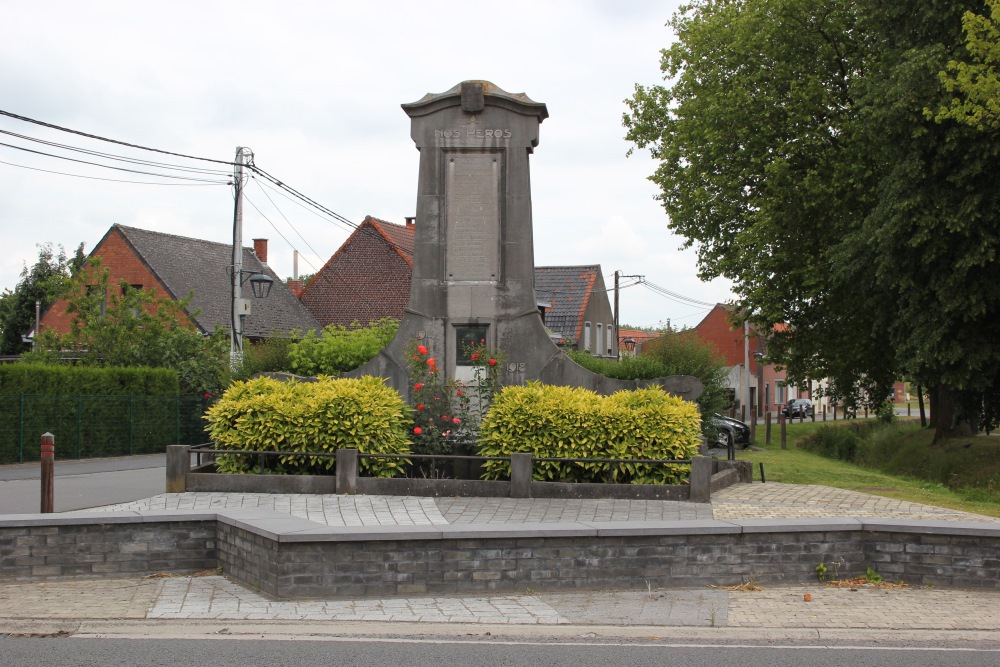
<box><xmin>0</xmin><ymin>395</ymin><xmax>211</xmax><ymax>464</ymax></box>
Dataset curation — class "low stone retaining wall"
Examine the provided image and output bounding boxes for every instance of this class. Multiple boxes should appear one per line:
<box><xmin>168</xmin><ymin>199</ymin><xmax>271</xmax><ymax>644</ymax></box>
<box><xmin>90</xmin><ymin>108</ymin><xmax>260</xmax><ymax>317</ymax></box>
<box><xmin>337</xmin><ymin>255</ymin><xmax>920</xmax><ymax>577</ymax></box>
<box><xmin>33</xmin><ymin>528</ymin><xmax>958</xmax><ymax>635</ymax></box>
<box><xmin>172</xmin><ymin>446</ymin><xmax>752</xmax><ymax>502</ymax></box>
<box><xmin>2</xmin><ymin>511</ymin><xmax>997</xmax><ymax>597</ymax></box>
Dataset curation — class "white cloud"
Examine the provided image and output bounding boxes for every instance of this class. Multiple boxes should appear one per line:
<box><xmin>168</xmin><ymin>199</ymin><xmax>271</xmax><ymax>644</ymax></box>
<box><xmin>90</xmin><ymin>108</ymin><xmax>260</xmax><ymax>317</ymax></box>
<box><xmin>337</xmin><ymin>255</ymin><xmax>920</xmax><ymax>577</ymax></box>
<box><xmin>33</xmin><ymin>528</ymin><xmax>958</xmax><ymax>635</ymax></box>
<box><xmin>0</xmin><ymin>0</ymin><xmax>731</xmax><ymax>327</ymax></box>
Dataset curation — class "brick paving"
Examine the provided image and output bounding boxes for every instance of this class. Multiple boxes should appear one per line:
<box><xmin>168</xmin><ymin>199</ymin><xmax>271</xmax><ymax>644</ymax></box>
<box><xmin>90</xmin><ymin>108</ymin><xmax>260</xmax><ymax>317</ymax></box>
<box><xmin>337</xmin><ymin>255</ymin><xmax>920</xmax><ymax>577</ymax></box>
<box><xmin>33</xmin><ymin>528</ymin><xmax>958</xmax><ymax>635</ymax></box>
<box><xmin>6</xmin><ymin>482</ymin><xmax>996</xmax><ymax>633</ymax></box>
<box><xmin>90</xmin><ymin>482</ymin><xmax>997</xmax><ymax>524</ymax></box>
<box><xmin>711</xmin><ymin>482</ymin><xmax>999</xmax><ymax>522</ymax></box>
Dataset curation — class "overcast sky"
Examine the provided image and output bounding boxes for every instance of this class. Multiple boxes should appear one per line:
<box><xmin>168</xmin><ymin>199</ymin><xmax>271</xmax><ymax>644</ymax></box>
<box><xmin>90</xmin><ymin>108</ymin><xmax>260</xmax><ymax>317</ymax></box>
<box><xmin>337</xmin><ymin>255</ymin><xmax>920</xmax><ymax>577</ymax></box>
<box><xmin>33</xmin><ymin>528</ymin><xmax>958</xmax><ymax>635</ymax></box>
<box><xmin>0</xmin><ymin>0</ymin><xmax>732</xmax><ymax>329</ymax></box>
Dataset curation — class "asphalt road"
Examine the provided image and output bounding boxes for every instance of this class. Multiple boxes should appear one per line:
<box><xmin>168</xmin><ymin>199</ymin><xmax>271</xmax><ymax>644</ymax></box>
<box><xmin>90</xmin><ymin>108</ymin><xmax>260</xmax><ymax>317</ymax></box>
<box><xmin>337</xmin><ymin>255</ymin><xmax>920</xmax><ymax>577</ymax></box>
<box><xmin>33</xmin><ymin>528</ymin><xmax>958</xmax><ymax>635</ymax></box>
<box><xmin>1</xmin><ymin>637</ymin><xmax>998</xmax><ymax>667</ymax></box>
<box><xmin>0</xmin><ymin>454</ymin><xmax>165</xmax><ymax>514</ymax></box>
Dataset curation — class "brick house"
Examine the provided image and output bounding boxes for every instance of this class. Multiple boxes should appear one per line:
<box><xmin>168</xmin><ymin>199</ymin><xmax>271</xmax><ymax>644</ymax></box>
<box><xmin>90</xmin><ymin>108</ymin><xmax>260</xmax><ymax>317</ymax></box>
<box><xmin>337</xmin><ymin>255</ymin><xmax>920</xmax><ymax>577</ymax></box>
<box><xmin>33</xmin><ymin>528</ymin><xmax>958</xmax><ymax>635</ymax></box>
<box><xmin>300</xmin><ymin>216</ymin><xmax>617</xmax><ymax>356</ymax></box>
<box><xmin>37</xmin><ymin>224</ymin><xmax>320</xmax><ymax>342</ymax></box>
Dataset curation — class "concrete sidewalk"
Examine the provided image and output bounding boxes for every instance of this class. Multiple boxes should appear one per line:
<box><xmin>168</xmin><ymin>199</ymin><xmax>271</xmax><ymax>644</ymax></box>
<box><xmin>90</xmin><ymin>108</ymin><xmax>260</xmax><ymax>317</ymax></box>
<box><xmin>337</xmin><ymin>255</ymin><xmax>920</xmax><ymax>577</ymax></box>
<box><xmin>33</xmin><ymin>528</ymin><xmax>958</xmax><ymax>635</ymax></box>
<box><xmin>2</xmin><ymin>481</ymin><xmax>997</xmax><ymax>640</ymax></box>
<box><xmin>2</xmin><ymin>574</ymin><xmax>999</xmax><ymax>641</ymax></box>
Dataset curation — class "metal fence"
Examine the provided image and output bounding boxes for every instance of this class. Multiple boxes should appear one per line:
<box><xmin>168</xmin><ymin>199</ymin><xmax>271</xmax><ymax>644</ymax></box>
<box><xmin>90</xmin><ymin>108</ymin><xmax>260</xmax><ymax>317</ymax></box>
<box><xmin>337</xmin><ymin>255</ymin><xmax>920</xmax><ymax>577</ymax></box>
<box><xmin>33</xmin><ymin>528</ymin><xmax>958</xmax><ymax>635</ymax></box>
<box><xmin>0</xmin><ymin>395</ymin><xmax>211</xmax><ymax>464</ymax></box>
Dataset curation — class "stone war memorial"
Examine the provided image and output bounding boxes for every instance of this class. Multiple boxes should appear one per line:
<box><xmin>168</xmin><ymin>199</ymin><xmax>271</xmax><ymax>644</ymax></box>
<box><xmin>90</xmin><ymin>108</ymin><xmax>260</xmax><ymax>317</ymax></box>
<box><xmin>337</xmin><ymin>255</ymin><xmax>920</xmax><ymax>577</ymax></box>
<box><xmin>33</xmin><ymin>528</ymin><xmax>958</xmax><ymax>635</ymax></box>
<box><xmin>352</xmin><ymin>80</ymin><xmax>702</xmax><ymax>402</ymax></box>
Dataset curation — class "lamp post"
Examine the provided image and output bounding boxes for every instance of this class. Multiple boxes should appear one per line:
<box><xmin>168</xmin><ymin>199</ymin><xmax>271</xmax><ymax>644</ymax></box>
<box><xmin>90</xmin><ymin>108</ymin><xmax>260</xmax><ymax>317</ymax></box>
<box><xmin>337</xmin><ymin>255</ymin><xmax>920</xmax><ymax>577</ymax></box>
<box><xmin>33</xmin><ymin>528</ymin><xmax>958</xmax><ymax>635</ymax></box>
<box><xmin>621</xmin><ymin>337</ymin><xmax>636</xmax><ymax>357</ymax></box>
<box><xmin>754</xmin><ymin>350</ymin><xmax>765</xmax><ymax>419</ymax></box>
<box><xmin>230</xmin><ymin>146</ymin><xmax>273</xmax><ymax>367</ymax></box>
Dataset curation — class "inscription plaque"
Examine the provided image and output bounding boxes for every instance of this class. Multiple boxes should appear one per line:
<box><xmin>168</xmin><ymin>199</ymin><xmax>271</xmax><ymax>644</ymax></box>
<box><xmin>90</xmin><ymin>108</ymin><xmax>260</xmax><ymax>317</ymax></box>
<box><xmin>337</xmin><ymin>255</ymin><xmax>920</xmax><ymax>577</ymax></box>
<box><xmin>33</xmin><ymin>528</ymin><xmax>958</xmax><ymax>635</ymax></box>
<box><xmin>446</xmin><ymin>152</ymin><xmax>500</xmax><ymax>281</ymax></box>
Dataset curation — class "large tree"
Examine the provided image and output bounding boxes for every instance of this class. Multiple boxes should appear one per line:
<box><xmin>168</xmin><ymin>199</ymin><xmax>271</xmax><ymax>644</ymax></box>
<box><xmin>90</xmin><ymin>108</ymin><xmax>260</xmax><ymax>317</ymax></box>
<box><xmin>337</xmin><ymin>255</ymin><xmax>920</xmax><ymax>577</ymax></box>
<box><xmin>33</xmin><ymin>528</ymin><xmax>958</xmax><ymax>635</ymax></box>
<box><xmin>0</xmin><ymin>243</ymin><xmax>85</xmax><ymax>354</ymax></box>
<box><xmin>625</xmin><ymin>0</ymin><xmax>1000</xmax><ymax>439</ymax></box>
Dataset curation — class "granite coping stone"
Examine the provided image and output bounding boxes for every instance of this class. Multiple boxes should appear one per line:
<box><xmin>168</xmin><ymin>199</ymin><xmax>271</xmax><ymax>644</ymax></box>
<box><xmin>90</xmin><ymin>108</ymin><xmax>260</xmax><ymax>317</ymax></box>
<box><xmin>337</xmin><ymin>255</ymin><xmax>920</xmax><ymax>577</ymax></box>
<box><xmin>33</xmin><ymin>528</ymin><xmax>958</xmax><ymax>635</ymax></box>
<box><xmin>438</xmin><ymin>522</ymin><xmax>597</xmax><ymax>540</ymax></box>
<box><xmin>861</xmin><ymin>519</ymin><xmax>1000</xmax><ymax>537</ymax></box>
<box><xmin>733</xmin><ymin>518</ymin><xmax>865</xmax><ymax>534</ymax></box>
<box><xmin>4</xmin><ymin>511</ymin><xmax>999</xmax><ymax>542</ymax></box>
<box><xmin>276</xmin><ymin>524</ymin><xmax>446</xmax><ymax>543</ymax></box>
<box><xmin>581</xmin><ymin>520</ymin><xmax>742</xmax><ymax>537</ymax></box>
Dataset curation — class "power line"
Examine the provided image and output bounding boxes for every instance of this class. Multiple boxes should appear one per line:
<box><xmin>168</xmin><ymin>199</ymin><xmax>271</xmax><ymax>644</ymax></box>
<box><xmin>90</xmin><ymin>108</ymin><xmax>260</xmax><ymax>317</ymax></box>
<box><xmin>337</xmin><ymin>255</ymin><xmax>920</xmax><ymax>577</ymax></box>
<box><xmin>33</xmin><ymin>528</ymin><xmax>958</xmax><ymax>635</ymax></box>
<box><xmin>0</xmin><ymin>158</ymin><xmax>225</xmax><ymax>186</ymax></box>
<box><xmin>638</xmin><ymin>278</ymin><xmax>718</xmax><ymax>308</ymax></box>
<box><xmin>0</xmin><ymin>128</ymin><xmax>232</xmax><ymax>176</ymax></box>
<box><xmin>0</xmin><ymin>109</ymin><xmax>235</xmax><ymax>166</ymax></box>
<box><xmin>0</xmin><ymin>140</ymin><xmax>228</xmax><ymax>183</ymax></box>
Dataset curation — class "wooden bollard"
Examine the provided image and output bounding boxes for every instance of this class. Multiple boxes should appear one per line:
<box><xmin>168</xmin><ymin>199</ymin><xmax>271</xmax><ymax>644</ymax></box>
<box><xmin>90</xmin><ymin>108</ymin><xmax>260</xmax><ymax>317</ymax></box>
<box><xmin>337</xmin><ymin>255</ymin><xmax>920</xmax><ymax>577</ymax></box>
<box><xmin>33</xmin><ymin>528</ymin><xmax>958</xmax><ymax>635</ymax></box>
<box><xmin>765</xmin><ymin>411</ymin><xmax>772</xmax><ymax>446</ymax></box>
<box><xmin>40</xmin><ymin>432</ymin><xmax>54</xmax><ymax>513</ymax></box>
<box><xmin>780</xmin><ymin>415</ymin><xmax>787</xmax><ymax>450</ymax></box>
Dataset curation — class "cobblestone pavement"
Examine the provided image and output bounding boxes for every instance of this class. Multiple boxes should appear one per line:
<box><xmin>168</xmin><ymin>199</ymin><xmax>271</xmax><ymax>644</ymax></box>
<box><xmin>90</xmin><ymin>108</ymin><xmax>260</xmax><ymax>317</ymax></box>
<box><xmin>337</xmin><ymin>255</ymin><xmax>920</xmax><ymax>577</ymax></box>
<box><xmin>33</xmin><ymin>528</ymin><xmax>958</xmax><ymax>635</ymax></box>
<box><xmin>2</xmin><ymin>576</ymin><xmax>1000</xmax><ymax>631</ymax></box>
<box><xmin>711</xmin><ymin>482</ymin><xmax>1000</xmax><ymax>522</ymax></box>
<box><xmin>89</xmin><ymin>483</ymin><xmax>997</xmax><ymax>524</ymax></box>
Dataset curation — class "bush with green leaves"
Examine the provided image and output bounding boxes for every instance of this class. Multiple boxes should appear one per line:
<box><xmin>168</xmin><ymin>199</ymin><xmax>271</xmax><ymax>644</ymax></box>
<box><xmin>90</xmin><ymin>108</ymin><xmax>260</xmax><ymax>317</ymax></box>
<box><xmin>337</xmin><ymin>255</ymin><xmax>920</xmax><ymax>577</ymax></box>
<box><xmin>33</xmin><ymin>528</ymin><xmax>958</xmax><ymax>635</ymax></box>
<box><xmin>567</xmin><ymin>333</ymin><xmax>730</xmax><ymax>438</ymax></box>
<box><xmin>288</xmin><ymin>318</ymin><xmax>398</xmax><ymax>376</ymax></box>
<box><xmin>204</xmin><ymin>375</ymin><xmax>410</xmax><ymax>476</ymax></box>
<box><xmin>477</xmin><ymin>382</ymin><xmax>701</xmax><ymax>484</ymax></box>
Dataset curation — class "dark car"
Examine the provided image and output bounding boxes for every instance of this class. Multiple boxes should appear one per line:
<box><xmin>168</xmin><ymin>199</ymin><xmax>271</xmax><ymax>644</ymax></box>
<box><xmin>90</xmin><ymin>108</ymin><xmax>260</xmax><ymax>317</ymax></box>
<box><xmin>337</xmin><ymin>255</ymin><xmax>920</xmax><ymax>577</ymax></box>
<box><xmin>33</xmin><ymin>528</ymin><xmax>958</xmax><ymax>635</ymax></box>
<box><xmin>710</xmin><ymin>414</ymin><xmax>751</xmax><ymax>449</ymax></box>
<box><xmin>782</xmin><ymin>398</ymin><xmax>814</xmax><ymax>419</ymax></box>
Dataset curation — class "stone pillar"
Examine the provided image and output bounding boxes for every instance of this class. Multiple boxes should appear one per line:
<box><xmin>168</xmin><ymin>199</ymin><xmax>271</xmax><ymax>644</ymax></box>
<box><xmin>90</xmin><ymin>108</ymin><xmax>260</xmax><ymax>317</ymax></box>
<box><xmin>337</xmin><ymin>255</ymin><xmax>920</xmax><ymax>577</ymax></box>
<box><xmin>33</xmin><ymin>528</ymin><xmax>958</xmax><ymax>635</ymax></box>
<box><xmin>689</xmin><ymin>455</ymin><xmax>712</xmax><ymax>503</ymax></box>
<box><xmin>165</xmin><ymin>445</ymin><xmax>190</xmax><ymax>493</ymax></box>
<box><xmin>336</xmin><ymin>448</ymin><xmax>359</xmax><ymax>495</ymax></box>
<box><xmin>510</xmin><ymin>452</ymin><xmax>533</xmax><ymax>498</ymax></box>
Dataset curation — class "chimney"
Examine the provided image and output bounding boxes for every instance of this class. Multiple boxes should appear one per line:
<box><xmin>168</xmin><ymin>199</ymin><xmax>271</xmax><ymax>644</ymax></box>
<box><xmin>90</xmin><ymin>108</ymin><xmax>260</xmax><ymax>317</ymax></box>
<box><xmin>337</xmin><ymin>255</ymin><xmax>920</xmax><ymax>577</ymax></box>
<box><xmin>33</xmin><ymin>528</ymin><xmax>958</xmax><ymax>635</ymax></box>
<box><xmin>253</xmin><ymin>238</ymin><xmax>268</xmax><ymax>264</ymax></box>
<box><xmin>287</xmin><ymin>279</ymin><xmax>304</xmax><ymax>298</ymax></box>
<box><xmin>404</xmin><ymin>216</ymin><xmax>415</xmax><ymax>229</ymax></box>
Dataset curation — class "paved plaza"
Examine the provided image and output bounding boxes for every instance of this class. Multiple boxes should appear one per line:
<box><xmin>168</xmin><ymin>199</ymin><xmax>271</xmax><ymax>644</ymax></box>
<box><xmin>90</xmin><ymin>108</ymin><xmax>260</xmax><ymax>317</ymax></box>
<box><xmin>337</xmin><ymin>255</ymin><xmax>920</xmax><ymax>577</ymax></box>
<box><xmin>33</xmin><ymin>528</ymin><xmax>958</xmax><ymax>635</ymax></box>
<box><xmin>2</xmin><ymin>480</ymin><xmax>998</xmax><ymax>637</ymax></box>
<box><xmin>87</xmin><ymin>482</ymin><xmax>999</xmax><ymax>524</ymax></box>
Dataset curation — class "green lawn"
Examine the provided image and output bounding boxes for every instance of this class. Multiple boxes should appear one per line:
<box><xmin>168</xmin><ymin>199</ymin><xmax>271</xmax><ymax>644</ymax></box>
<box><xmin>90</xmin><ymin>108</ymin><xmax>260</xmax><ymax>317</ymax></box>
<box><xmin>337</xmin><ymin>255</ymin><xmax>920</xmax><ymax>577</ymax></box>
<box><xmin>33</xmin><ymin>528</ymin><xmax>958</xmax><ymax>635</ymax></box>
<box><xmin>736</xmin><ymin>419</ymin><xmax>1000</xmax><ymax>519</ymax></box>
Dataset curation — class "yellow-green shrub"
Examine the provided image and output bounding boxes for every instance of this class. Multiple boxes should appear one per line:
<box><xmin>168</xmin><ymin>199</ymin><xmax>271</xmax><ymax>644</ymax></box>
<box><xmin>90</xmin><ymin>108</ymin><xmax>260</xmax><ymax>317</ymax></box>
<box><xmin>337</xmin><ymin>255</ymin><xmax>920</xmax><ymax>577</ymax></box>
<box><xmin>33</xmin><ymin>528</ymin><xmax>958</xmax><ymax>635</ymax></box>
<box><xmin>204</xmin><ymin>375</ymin><xmax>410</xmax><ymax>476</ymax></box>
<box><xmin>477</xmin><ymin>383</ymin><xmax>701</xmax><ymax>484</ymax></box>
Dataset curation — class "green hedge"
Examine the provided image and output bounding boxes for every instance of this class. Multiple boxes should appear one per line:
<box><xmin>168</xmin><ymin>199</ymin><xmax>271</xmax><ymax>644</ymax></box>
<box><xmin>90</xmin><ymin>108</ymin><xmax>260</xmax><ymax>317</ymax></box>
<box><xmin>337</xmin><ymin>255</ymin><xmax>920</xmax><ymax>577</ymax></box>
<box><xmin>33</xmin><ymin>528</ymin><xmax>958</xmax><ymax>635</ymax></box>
<box><xmin>0</xmin><ymin>364</ymin><xmax>179</xmax><ymax>396</ymax></box>
<box><xmin>0</xmin><ymin>395</ymin><xmax>210</xmax><ymax>463</ymax></box>
<box><xmin>477</xmin><ymin>383</ymin><xmax>702</xmax><ymax>484</ymax></box>
<box><xmin>204</xmin><ymin>375</ymin><xmax>411</xmax><ymax>476</ymax></box>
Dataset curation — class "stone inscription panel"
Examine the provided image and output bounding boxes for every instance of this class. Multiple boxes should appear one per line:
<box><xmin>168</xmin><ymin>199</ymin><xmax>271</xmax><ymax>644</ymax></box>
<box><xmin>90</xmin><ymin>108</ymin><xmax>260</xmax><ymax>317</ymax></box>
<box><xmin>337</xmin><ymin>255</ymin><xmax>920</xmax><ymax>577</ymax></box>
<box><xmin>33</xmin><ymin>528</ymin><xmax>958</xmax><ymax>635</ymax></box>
<box><xmin>446</xmin><ymin>152</ymin><xmax>500</xmax><ymax>281</ymax></box>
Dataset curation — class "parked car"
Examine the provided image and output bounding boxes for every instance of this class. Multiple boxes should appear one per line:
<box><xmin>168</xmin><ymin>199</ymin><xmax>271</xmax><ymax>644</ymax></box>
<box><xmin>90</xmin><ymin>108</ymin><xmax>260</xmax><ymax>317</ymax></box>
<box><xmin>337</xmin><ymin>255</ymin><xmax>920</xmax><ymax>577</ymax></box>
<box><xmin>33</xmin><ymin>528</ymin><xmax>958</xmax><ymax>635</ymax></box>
<box><xmin>710</xmin><ymin>414</ymin><xmax>751</xmax><ymax>449</ymax></box>
<box><xmin>782</xmin><ymin>398</ymin><xmax>814</xmax><ymax>419</ymax></box>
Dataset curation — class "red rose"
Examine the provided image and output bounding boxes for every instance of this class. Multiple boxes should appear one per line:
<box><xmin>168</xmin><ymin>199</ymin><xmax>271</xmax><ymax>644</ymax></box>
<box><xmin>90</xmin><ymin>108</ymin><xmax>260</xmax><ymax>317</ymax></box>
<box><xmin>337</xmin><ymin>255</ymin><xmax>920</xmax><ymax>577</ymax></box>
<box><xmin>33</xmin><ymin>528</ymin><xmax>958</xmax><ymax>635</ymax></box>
<box><xmin>427</xmin><ymin>357</ymin><xmax>436</xmax><ymax>366</ymax></box>
<box><xmin>488</xmin><ymin>358</ymin><xmax>497</xmax><ymax>367</ymax></box>
<box><xmin>470</xmin><ymin>353</ymin><xmax>480</xmax><ymax>361</ymax></box>
<box><xmin>441</xmin><ymin>415</ymin><xmax>449</xmax><ymax>421</ymax></box>
<box><xmin>455</xmin><ymin>389</ymin><xmax>463</xmax><ymax>396</ymax></box>
<box><xmin>417</xmin><ymin>344</ymin><xmax>428</xmax><ymax>355</ymax></box>
<box><xmin>453</xmin><ymin>417</ymin><xmax>461</xmax><ymax>424</ymax></box>
<box><xmin>413</xmin><ymin>427</ymin><xmax>423</xmax><ymax>435</ymax></box>
<box><xmin>416</xmin><ymin>404</ymin><xmax>424</xmax><ymax>411</ymax></box>
<box><xmin>414</xmin><ymin>383</ymin><xmax>424</xmax><ymax>391</ymax></box>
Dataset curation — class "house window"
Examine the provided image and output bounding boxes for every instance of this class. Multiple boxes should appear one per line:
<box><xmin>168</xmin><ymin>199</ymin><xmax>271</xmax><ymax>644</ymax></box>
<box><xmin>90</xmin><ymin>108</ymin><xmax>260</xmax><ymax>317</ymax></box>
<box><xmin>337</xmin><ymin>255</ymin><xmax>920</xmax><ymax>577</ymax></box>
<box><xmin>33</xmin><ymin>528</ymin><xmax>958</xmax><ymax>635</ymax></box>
<box><xmin>596</xmin><ymin>323</ymin><xmax>603</xmax><ymax>356</ymax></box>
<box><xmin>606</xmin><ymin>326</ymin><xmax>614</xmax><ymax>356</ymax></box>
<box><xmin>455</xmin><ymin>325</ymin><xmax>489</xmax><ymax>364</ymax></box>
<box><xmin>86</xmin><ymin>285</ymin><xmax>107</xmax><ymax>316</ymax></box>
<box><xmin>583</xmin><ymin>322</ymin><xmax>591</xmax><ymax>352</ymax></box>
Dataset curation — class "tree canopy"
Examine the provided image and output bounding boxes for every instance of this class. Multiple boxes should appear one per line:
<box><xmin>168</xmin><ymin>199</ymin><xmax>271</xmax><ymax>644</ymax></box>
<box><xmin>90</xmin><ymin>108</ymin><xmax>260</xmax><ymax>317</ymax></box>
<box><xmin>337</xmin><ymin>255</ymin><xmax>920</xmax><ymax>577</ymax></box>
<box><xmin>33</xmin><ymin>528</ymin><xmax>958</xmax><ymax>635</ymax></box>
<box><xmin>0</xmin><ymin>243</ymin><xmax>84</xmax><ymax>354</ymax></box>
<box><xmin>624</xmin><ymin>0</ymin><xmax>1000</xmax><ymax>438</ymax></box>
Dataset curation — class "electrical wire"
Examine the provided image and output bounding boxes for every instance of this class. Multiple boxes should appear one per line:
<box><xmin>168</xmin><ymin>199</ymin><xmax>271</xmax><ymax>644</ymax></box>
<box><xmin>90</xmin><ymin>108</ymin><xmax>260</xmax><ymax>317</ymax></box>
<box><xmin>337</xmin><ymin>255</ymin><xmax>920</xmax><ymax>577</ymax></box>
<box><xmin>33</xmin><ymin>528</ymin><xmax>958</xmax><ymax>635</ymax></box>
<box><xmin>0</xmin><ymin>128</ymin><xmax>232</xmax><ymax>176</ymax></box>
<box><xmin>0</xmin><ymin>140</ymin><xmax>227</xmax><ymax>183</ymax></box>
<box><xmin>639</xmin><ymin>278</ymin><xmax>718</xmax><ymax>308</ymax></box>
<box><xmin>0</xmin><ymin>158</ymin><xmax>226</xmax><ymax>186</ymax></box>
<box><xmin>0</xmin><ymin>109</ymin><xmax>235</xmax><ymax>166</ymax></box>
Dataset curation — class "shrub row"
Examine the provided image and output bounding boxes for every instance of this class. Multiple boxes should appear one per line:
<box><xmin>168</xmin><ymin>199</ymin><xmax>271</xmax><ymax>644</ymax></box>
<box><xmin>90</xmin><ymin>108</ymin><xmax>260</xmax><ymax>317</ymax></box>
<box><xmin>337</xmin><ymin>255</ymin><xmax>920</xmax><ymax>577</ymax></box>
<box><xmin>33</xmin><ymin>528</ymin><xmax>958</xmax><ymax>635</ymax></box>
<box><xmin>477</xmin><ymin>382</ymin><xmax>701</xmax><ymax>484</ymax></box>
<box><xmin>0</xmin><ymin>364</ymin><xmax>179</xmax><ymax>396</ymax></box>
<box><xmin>204</xmin><ymin>375</ymin><xmax>410</xmax><ymax>476</ymax></box>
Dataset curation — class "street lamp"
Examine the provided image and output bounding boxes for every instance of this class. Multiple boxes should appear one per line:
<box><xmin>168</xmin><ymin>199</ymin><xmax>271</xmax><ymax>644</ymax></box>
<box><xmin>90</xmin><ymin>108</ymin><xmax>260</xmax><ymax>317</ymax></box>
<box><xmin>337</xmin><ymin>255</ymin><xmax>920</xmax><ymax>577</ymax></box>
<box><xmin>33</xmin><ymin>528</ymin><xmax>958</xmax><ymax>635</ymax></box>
<box><xmin>621</xmin><ymin>337</ymin><xmax>636</xmax><ymax>356</ymax></box>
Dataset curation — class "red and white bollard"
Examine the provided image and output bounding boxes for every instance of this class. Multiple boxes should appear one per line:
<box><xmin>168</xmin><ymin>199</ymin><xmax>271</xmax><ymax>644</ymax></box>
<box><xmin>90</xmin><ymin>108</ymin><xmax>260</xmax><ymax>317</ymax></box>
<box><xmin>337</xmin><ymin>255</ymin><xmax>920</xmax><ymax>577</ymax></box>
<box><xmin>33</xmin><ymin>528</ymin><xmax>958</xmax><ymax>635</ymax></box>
<box><xmin>40</xmin><ymin>432</ymin><xmax>54</xmax><ymax>513</ymax></box>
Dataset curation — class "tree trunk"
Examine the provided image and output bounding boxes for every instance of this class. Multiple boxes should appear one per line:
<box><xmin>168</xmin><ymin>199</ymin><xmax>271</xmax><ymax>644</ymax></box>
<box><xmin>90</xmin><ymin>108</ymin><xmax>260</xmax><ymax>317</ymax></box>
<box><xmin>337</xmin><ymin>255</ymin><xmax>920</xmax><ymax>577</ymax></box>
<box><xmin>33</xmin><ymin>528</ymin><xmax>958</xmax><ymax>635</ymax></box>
<box><xmin>931</xmin><ymin>384</ymin><xmax>972</xmax><ymax>444</ymax></box>
<box><xmin>917</xmin><ymin>383</ymin><xmax>926</xmax><ymax>428</ymax></box>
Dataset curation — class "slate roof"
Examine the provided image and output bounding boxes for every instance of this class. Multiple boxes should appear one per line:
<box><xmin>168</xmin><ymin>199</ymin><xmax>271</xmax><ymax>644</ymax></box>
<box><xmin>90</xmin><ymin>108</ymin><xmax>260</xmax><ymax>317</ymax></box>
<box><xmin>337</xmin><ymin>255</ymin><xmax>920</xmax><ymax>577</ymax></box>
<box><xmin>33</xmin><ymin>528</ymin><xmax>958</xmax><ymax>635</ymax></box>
<box><xmin>533</xmin><ymin>265</ymin><xmax>601</xmax><ymax>342</ymax></box>
<box><xmin>112</xmin><ymin>225</ymin><xmax>321</xmax><ymax>338</ymax></box>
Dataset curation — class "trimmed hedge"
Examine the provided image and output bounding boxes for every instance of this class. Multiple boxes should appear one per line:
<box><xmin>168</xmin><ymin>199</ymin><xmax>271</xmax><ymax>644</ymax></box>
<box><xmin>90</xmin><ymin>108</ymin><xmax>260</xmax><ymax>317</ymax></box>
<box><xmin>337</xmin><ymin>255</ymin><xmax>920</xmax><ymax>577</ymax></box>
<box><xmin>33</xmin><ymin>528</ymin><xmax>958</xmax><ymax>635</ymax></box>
<box><xmin>477</xmin><ymin>383</ymin><xmax>701</xmax><ymax>484</ymax></box>
<box><xmin>204</xmin><ymin>375</ymin><xmax>411</xmax><ymax>476</ymax></box>
<box><xmin>0</xmin><ymin>364</ymin><xmax>179</xmax><ymax>396</ymax></box>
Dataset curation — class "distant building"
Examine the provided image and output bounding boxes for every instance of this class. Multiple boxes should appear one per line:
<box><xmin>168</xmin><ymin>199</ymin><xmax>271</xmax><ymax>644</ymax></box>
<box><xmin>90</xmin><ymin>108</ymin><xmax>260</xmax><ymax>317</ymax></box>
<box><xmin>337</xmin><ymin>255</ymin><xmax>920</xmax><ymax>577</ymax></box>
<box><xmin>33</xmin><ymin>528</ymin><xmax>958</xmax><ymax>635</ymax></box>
<box><xmin>37</xmin><ymin>224</ymin><xmax>320</xmax><ymax>341</ymax></box>
<box><xmin>299</xmin><ymin>216</ymin><xmax>616</xmax><ymax>356</ymax></box>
